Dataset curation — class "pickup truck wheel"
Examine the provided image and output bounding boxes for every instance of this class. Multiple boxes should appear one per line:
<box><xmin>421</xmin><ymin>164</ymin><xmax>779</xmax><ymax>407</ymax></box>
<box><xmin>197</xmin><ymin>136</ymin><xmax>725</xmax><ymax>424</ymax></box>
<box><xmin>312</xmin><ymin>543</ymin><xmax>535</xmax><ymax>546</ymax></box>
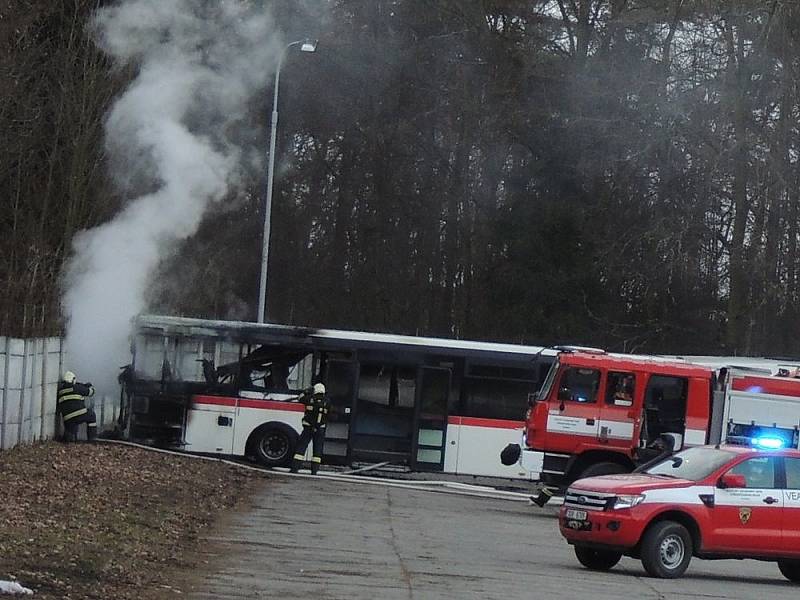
<box><xmin>578</xmin><ymin>461</ymin><xmax>628</xmax><ymax>479</ymax></box>
<box><xmin>640</xmin><ymin>521</ymin><xmax>692</xmax><ymax>578</ymax></box>
<box><xmin>574</xmin><ymin>546</ymin><xmax>622</xmax><ymax>571</ymax></box>
<box><xmin>778</xmin><ymin>560</ymin><xmax>800</xmax><ymax>582</ymax></box>
<box><xmin>251</xmin><ymin>426</ymin><xmax>294</xmax><ymax>467</ymax></box>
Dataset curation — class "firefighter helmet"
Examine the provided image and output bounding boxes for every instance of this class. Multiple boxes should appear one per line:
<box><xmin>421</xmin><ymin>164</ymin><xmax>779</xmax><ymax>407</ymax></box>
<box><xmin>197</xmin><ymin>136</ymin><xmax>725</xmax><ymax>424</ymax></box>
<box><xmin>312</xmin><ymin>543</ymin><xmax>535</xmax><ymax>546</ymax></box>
<box><xmin>313</xmin><ymin>383</ymin><xmax>326</xmax><ymax>395</ymax></box>
<box><xmin>63</xmin><ymin>371</ymin><xmax>77</xmax><ymax>384</ymax></box>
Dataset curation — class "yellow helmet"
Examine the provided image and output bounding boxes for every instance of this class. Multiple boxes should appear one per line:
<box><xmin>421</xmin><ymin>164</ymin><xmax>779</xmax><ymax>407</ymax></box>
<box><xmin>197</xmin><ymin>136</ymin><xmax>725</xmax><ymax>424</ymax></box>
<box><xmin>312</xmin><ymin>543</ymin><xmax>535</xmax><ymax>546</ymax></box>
<box><xmin>63</xmin><ymin>371</ymin><xmax>77</xmax><ymax>384</ymax></box>
<box><xmin>313</xmin><ymin>383</ymin><xmax>326</xmax><ymax>395</ymax></box>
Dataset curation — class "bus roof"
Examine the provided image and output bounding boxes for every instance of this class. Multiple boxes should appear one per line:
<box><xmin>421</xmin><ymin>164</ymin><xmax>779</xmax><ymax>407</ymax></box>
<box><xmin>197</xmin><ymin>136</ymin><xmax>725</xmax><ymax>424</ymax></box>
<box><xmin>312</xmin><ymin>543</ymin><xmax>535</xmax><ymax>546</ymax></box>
<box><xmin>134</xmin><ymin>314</ymin><xmax>558</xmax><ymax>362</ymax></box>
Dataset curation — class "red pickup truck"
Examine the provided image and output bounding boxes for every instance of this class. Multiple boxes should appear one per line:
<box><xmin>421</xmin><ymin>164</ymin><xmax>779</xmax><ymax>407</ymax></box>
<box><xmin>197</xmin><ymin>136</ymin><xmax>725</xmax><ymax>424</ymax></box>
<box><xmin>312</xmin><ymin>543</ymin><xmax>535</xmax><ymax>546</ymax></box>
<box><xmin>559</xmin><ymin>445</ymin><xmax>800</xmax><ymax>580</ymax></box>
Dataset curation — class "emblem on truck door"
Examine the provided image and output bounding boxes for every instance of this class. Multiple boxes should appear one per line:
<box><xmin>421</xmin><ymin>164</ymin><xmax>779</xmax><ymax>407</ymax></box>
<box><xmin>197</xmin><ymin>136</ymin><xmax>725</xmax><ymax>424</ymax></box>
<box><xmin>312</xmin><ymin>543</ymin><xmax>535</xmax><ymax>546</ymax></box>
<box><xmin>739</xmin><ymin>507</ymin><xmax>752</xmax><ymax>525</ymax></box>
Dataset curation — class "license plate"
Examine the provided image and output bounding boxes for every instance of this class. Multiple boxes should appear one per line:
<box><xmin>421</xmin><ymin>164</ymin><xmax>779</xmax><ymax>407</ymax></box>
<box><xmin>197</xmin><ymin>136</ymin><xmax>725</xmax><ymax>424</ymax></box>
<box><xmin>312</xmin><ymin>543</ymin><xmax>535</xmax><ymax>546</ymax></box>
<box><xmin>565</xmin><ymin>508</ymin><xmax>588</xmax><ymax>521</ymax></box>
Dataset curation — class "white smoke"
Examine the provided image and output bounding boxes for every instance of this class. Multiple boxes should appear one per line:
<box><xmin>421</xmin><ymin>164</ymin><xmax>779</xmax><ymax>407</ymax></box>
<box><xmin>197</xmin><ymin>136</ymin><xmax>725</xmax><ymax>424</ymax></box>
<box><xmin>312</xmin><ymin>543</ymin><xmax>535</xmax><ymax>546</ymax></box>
<box><xmin>62</xmin><ymin>0</ymin><xmax>283</xmax><ymax>395</ymax></box>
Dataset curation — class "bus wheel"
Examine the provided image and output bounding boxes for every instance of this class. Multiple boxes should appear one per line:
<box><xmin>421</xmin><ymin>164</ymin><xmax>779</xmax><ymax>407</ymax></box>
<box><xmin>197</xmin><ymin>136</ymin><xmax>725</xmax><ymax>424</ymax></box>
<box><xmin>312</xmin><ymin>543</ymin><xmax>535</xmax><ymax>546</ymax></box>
<box><xmin>251</xmin><ymin>426</ymin><xmax>294</xmax><ymax>467</ymax></box>
<box><xmin>574</xmin><ymin>546</ymin><xmax>621</xmax><ymax>571</ymax></box>
<box><xmin>778</xmin><ymin>560</ymin><xmax>800</xmax><ymax>582</ymax></box>
<box><xmin>578</xmin><ymin>462</ymin><xmax>628</xmax><ymax>479</ymax></box>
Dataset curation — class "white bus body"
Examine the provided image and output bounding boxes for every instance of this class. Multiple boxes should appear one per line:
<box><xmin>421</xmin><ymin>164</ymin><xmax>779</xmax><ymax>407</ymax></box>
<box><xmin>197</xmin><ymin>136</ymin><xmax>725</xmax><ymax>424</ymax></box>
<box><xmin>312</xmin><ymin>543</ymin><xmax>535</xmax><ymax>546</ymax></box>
<box><xmin>120</xmin><ymin>315</ymin><xmax>556</xmax><ymax>480</ymax></box>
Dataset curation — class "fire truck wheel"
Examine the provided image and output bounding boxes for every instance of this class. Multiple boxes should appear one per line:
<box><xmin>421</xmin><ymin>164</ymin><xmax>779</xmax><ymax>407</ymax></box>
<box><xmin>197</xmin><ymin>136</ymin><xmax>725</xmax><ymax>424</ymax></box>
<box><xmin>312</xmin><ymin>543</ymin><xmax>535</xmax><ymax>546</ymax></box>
<box><xmin>640</xmin><ymin>521</ymin><xmax>693</xmax><ymax>578</ymax></box>
<box><xmin>250</xmin><ymin>425</ymin><xmax>296</xmax><ymax>468</ymax></box>
<box><xmin>578</xmin><ymin>461</ymin><xmax>628</xmax><ymax>479</ymax></box>
<box><xmin>778</xmin><ymin>560</ymin><xmax>800</xmax><ymax>582</ymax></box>
<box><xmin>574</xmin><ymin>546</ymin><xmax>622</xmax><ymax>571</ymax></box>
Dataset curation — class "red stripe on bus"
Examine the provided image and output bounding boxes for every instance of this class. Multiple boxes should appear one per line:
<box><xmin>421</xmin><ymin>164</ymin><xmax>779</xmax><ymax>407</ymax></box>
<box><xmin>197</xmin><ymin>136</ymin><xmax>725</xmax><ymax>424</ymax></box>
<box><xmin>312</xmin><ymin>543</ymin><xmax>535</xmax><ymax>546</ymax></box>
<box><xmin>239</xmin><ymin>399</ymin><xmax>304</xmax><ymax>412</ymax></box>
<box><xmin>193</xmin><ymin>396</ymin><xmax>236</xmax><ymax>407</ymax></box>
<box><xmin>192</xmin><ymin>395</ymin><xmax>304</xmax><ymax>412</ymax></box>
<box><xmin>448</xmin><ymin>416</ymin><xmax>524</xmax><ymax>429</ymax></box>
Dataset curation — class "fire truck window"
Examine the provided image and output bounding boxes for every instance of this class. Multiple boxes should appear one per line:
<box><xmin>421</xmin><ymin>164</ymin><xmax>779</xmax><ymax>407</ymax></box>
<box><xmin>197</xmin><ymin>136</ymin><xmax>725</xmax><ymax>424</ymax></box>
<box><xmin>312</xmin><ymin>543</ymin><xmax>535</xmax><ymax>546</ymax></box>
<box><xmin>727</xmin><ymin>457</ymin><xmax>776</xmax><ymax>489</ymax></box>
<box><xmin>785</xmin><ymin>458</ymin><xmax>800</xmax><ymax>489</ymax></box>
<box><xmin>558</xmin><ymin>368</ymin><xmax>600</xmax><ymax>404</ymax></box>
<box><xmin>606</xmin><ymin>372</ymin><xmax>635</xmax><ymax>406</ymax></box>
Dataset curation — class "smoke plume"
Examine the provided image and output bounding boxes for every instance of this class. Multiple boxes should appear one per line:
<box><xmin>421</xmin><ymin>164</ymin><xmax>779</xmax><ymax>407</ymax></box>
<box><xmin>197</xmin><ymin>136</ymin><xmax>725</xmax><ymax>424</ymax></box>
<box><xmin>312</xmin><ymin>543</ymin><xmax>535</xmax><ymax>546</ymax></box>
<box><xmin>62</xmin><ymin>0</ymin><xmax>282</xmax><ymax>395</ymax></box>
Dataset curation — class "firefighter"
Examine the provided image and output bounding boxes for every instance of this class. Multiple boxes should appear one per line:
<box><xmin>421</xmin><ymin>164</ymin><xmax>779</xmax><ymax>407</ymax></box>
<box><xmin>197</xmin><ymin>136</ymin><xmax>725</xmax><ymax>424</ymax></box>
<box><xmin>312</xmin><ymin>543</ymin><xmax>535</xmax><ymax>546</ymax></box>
<box><xmin>291</xmin><ymin>383</ymin><xmax>330</xmax><ymax>474</ymax></box>
<box><xmin>57</xmin><ymin>371</ymin><xmax>97</xmax><ymax>442</ymax></box>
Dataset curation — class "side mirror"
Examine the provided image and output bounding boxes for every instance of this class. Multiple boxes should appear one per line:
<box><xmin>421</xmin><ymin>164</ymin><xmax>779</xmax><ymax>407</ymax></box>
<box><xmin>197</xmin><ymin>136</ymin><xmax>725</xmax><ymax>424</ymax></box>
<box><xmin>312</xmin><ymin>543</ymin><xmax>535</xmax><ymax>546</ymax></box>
<box><xmin>718</xmin><ymin>473</ymin><xmax>746</xmax><ymax>489</ymax></box>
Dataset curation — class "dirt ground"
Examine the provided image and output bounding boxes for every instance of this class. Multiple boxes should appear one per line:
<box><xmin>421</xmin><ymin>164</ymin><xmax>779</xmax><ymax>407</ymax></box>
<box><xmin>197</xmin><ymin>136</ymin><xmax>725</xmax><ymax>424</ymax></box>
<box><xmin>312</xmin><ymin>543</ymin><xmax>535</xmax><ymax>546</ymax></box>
<box><xmin>0</xmin><ymin>441</ymin><xmax>265</xmax><ymax>599</ymax></box>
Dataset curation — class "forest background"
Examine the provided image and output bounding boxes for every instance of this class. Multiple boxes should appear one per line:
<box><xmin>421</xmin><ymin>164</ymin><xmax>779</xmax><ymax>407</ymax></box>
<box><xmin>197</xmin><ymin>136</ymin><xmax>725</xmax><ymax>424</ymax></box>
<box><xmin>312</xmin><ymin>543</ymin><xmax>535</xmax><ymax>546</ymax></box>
<box><xmin>2</xmin><ymin>0</ymin><xmax>799</xmax><ymax>357</ymax></box>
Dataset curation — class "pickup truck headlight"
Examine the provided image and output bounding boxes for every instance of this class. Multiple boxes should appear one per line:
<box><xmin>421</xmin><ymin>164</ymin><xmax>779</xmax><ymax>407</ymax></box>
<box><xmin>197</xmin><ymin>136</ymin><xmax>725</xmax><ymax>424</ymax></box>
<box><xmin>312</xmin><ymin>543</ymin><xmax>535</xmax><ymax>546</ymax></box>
<box><xmin>611</xmin><ymin>494</ymin><xmax>645</xmax><ymax>510</ymax></box>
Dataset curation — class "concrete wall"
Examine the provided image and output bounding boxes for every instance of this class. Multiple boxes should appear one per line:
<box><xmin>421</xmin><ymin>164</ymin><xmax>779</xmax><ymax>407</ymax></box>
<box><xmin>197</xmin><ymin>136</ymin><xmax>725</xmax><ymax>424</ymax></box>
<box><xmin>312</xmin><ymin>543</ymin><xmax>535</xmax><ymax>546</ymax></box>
<box><xmin>0</xmin><ymin>336</ymin><xmax>118</xmax><ymax>450</ymax></box>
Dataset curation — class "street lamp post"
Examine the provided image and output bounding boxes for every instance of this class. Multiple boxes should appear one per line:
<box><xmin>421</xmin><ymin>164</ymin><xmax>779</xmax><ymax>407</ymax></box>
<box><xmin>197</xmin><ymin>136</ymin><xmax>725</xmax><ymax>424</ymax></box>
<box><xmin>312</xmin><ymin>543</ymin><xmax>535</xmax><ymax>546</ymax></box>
<box><xmin>258</xmin><ymin>38</ymin><xmax>318</xmax><ymax>323</ymax></box>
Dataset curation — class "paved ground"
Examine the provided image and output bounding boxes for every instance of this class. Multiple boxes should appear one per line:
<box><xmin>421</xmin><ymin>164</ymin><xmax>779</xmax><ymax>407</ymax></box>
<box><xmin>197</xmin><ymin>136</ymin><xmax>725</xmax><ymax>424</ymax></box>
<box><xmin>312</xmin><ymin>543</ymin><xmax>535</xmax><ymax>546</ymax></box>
<box><xmin>187</xmin><ymin>474</ymin><xmax>795</xmax><ymax>599</ymax></box>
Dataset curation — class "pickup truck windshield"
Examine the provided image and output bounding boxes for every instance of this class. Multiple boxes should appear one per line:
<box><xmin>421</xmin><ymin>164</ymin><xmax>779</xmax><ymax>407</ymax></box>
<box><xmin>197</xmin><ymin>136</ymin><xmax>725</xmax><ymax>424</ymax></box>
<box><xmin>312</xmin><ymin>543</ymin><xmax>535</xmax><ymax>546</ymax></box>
<box><xmin>644</xmin><ymin>447</ymin><xmax>734</xmax><ymax>481</ymax></box>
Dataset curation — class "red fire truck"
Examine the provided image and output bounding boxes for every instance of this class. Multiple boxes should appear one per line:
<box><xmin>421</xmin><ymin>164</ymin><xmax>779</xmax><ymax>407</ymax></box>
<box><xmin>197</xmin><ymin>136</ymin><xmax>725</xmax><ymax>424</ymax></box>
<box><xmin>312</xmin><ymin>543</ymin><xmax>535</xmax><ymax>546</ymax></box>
<box><xmin>510</xmin><ymin>350</ymin><xmax>800</xmax><ymax>487</ymax></box>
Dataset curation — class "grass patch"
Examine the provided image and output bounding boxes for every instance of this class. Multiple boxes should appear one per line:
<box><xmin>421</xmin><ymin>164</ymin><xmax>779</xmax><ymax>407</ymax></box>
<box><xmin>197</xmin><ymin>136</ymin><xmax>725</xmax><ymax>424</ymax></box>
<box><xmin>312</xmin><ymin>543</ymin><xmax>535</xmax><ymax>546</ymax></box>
<box><xmin>0</xmin><ymin>442</ymin><xmax>265</xmax><ymax>599</ymax></box>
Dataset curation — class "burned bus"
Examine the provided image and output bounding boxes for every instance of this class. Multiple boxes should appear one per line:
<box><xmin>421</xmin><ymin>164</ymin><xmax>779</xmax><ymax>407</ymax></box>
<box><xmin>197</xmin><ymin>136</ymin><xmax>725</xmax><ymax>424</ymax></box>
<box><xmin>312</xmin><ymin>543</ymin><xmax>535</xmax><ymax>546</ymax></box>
<box><xmin>119</xmin><ymin>315</ymin><xmax>555</xmax><ymax>478</ymax></box>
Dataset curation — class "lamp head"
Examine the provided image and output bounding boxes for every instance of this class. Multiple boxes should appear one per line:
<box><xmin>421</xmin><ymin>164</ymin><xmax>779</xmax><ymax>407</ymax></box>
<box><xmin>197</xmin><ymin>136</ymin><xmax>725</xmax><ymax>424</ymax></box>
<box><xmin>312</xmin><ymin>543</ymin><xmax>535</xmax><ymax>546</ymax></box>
<box><xmin>300</xmin><ymin>39</ymin><xmax>318</xmax><ymax>53</ymax></box>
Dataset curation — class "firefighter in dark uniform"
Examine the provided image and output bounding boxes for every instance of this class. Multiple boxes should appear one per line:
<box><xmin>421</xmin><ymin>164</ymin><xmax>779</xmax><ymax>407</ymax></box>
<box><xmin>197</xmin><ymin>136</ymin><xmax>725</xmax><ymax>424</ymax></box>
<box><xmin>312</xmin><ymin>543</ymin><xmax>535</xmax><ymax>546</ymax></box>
<box><xmin>57</xmin><ymin>371</ymin><xmax>97</xmax><ymax>442</ymax></box>
<box><xmin>291</xmin><ymin>383</ymin><xmax>329</xmax><ymax>474</ymax></box>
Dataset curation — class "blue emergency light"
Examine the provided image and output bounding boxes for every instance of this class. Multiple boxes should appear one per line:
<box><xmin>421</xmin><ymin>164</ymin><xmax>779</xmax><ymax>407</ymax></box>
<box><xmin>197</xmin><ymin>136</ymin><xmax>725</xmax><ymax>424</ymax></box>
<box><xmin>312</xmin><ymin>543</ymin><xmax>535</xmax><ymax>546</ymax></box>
<box><xmin>726</xmin><ymin>424</ymin><xmax>796</xmax><ymax>449</ymax></box>
<box><xmin>752</xmin><ymin>436</ymin><xmax>786</xmax><ymax>450</ymax></box>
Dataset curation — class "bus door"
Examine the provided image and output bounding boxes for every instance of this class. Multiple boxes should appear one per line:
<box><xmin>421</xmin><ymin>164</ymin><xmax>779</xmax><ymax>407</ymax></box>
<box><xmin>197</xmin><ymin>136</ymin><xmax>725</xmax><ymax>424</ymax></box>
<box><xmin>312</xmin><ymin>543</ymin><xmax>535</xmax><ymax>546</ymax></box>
<box><xmin>323</xmin><ymin>359</ymin><xmax>358</xmax><ymax>465</ymax></box>
<box><xmin>411</xmin><ymin>367</ymin><xmax>451</xmax><ymax>471</ymax></box>
<box><xmin>350</xmin><ymin>364</ymin><xmax>416</xmax><ymax>464</ymax></box>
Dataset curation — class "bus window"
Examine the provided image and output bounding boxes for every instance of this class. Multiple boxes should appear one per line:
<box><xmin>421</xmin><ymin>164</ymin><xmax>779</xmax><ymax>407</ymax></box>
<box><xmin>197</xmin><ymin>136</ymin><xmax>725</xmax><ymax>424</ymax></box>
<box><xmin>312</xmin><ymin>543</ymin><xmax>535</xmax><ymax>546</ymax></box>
<box><xmin>397</xmin><ymin>367</ymin><xmax>416</xmax><ymax>408</ymax></box>
<box><xmin>359</xmin><ymin>365</ymin><xmax>417</xmax><ymax>409</ymax></box>
<box><xmin>359</xmin><ymin>365</ymin><xmax>391</xmax><ymax>407</ymax></box>
<box><xmin>464</xmin><ymin>379</ymin><xmax>535</xmax><ymax>421</ymax></box>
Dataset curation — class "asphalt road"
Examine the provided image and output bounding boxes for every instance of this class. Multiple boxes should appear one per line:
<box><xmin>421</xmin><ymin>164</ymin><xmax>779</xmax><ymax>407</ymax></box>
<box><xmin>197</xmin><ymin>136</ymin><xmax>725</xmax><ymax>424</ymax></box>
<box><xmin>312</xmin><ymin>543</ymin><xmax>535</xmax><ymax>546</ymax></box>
<box><xmin>187</xmin><ymin>474</ymin><xmax>795</xmax><ymax>599</ymax></box>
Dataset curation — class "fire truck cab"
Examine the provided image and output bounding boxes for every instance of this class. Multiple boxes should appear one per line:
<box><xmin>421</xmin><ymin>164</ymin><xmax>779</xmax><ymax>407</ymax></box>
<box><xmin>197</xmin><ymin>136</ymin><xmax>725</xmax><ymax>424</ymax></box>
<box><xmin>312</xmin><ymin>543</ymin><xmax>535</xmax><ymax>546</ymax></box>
<box><xmin>520</xmin><ymin>350</ymin><xmax>800</xmax><ymax>487</ymax></box>
<box><xmin>521</xmin><ymin>351</ymin><xmax>716</xmax><ymax>486</ymax></box>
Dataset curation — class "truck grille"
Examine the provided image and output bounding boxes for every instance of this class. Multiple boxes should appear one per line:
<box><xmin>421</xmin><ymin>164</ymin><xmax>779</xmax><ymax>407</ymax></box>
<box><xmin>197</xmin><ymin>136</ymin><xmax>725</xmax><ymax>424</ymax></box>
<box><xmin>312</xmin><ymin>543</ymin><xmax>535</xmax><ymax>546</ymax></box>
<box><xmin>564</xmin><ymin>488</ymin><xmax>614</xmax><ymax>511</ymax></box>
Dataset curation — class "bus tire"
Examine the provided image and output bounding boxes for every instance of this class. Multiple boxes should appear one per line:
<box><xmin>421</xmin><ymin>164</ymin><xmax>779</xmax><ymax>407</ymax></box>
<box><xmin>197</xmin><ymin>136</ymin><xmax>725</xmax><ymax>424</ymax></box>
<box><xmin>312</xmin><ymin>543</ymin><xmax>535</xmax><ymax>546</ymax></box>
<box><xmin>778</xmin><ymin>560</ymin><xmax>800</xmax><ymax>583</ymax></box>
<box><xmin>578</xmin><ymin>461</ymin><xmax>628</xmax><ymax>479</ymax></box>
<box><xmin>574</xmin><ymin>546</ymin><xmax>621</xmax><ymax>571</ymax></box>
<box><xmin>640</xmin><ymin>521</ymin><xmax>692</xmax><ymax>578</ymax></box>
<box><xmin>249</xmin><ymin>424</ymin><xmax>297</xmax><ymax>468</ymax></box>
